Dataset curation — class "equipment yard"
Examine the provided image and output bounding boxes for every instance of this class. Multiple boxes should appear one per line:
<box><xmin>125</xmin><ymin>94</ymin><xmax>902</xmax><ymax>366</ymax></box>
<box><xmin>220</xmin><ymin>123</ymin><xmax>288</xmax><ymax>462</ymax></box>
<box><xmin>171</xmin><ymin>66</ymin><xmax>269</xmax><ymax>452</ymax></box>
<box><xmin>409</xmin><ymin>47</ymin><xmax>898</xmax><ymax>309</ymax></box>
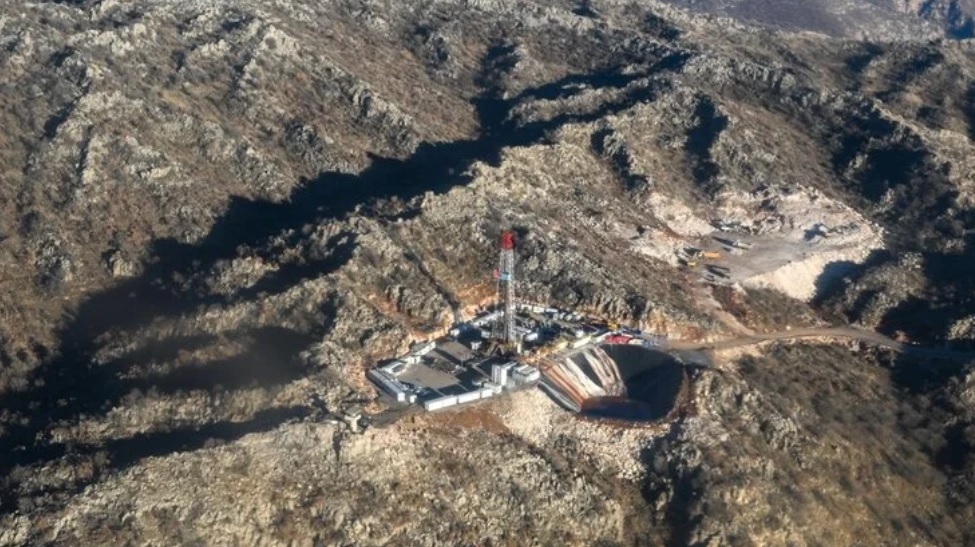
<box><xmin>368</xmin><ymin>302</ymin><xmax>668</xmax><ymax>413</ymax></box>
<box><xmin>366</xmin><ymin>231</ymin><xmax>672</xmax><ymax>413</ymax></box>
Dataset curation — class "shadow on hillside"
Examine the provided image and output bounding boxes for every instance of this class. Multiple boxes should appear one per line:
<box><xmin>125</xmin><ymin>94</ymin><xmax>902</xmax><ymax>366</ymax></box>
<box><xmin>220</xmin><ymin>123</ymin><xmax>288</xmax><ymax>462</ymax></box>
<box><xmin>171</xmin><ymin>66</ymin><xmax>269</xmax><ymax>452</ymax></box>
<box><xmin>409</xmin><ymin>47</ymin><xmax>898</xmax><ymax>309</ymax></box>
<box><xmin>879</xmin><ymin>245</ymin><xmax>975</xmax><ymax>351</ymax></box>
<box><xmin>0</xmin><ymin>49</ymin><xmax>690</xmax><ymax>513</ymax></box>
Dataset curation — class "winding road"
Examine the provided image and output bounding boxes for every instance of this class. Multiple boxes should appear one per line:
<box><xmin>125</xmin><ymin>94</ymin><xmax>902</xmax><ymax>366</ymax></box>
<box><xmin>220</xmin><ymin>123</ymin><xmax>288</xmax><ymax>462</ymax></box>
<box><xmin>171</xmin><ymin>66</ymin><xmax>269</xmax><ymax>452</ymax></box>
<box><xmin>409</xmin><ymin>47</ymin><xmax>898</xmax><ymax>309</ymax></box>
<box><xmin>663</xmin><ymin>326</ymin><xmax>975</xmax><ymax>362</ymax></box>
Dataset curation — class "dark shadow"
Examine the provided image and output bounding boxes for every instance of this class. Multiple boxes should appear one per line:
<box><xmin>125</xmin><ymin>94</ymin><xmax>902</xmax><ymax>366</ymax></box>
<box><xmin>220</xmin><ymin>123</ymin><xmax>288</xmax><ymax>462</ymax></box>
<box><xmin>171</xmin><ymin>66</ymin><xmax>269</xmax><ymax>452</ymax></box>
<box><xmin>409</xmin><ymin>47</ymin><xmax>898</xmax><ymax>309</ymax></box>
<box><xmin>685</xmin><ymin>97</ymin><xmax>728</xmax><ymax>192</ymax></box>
<box><xmin>106</xmin><ymin>405</ymin><xmax>309</xmax><ymax>470</ymax></box>
<box><xmin>665</xmin><ymin>468</ymin><xmax>703</xmax><ymax>547</ymax></box>
<box><xmin>638</xmin><ymin>419</ymin><xmax>703</xmax><ymax>547</ymax></box>
<box><xmin>642</xmin><ymin>13</ymin><xmax>681</xmax><ymax>42</ymax></box>
<box><xmin>571</xmin><ymin>1</ymin><xmax>600</xmax><ymax>19</ymax></box>
<box><xmin>235</xmin><ymin>232</ymin><xmax>357</xmax><ymax>301</ymax></box>
<box><xmin>845</xmin><ymin>42</ymin><xmax>884</xmax><ymax>73</ymax></box>
<box><xmin>828</xmin><ymin>108</ymin><xmax>957</xmax><ymax>246</ymax></box>
<box><xmin>879</xmin><ymin>248</ymin><xmax>975</xmax><ymax>350</ymax></box>
<box><xmin>811</xmin><ymin>249</ymin><xmax>892</xmax><ymax>309</ymax></box>
<box><xmin>590</xmin><ymin>127</ymin><xmax>649</xmax><ymax>192</ymax></box>
<box><xmin>884</xmin><ymin>350</ymin><xmax>974</xmax><ymax>515</ymax></box>
<box><xmin>127</xmin><ymin>327</ymin><xmax>315</xmax><ymax>394</ymax></box>
<box><xmin>964</xmin><ymin>83</ymin><xmax>975</xmax><ymax>142</ymax></box>
<box><xmin>100</xmin><ymin>334</ymin><xmax>220</xmax><ymax>375</ymax></box>
<box><xmin>887</xmin><ymin>352</ymin><xmax>966</xmax><ymax>396</ymax></box>
<box><xmin>812</xmin><ymin>260</ymin><xmax>857</xmax><ymax>302</ymax></box>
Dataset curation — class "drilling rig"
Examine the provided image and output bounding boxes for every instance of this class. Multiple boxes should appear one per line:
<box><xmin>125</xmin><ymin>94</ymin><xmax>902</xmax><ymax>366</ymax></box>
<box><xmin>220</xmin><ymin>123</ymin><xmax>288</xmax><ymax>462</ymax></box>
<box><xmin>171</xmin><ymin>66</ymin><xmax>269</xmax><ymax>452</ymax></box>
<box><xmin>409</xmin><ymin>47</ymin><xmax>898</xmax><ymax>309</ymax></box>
<box><xmin>493</xmin><ymin>230</ymin><xmax>517</xmax><ymax>346</ymax></box>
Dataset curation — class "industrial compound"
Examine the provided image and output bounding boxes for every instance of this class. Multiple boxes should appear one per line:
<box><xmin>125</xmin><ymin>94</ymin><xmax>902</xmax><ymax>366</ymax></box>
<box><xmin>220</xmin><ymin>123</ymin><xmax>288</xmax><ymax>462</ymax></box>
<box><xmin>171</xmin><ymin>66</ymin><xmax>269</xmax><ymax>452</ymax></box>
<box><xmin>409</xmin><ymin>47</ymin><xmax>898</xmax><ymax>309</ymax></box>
<box><xmin>367</xmin><ymin>230</ymin><xmax>667</xmax><ymax>412</ymax></box>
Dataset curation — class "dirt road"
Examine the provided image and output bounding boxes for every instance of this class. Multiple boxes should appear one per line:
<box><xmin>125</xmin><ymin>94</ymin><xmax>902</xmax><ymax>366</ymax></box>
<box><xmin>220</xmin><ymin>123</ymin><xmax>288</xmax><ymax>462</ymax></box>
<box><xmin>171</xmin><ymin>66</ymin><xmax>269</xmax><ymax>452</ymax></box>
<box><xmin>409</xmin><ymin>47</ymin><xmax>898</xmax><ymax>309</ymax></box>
<box><xmin>664</xmin><ymin>326</ymin><xmax>975</xmax><ymax>362</ymax></box>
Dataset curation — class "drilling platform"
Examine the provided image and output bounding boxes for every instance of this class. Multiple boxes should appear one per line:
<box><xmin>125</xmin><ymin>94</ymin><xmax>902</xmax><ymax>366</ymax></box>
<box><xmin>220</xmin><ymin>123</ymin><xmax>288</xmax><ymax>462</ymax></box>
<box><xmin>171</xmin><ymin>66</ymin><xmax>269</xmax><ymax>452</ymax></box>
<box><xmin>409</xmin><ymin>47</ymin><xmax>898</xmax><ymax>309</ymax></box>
<box><xmin>365</xmin><ymin>227</ymin><xmax>667</xmax><ymax>412</ymax></box>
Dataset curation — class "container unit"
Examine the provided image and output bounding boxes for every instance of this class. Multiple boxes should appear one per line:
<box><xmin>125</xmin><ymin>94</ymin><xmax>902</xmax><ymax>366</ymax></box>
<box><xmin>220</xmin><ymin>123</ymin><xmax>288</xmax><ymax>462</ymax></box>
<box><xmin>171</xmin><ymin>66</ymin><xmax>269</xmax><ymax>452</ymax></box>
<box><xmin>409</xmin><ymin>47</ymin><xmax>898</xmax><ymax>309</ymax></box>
<box><xmin>512</xmin><ymin>364</ymin><xmax>540</xmax><ymax>382</ymax></box>
<box><xmin>479</xmin><ymin>386</ymin><xmax>497</xmax><ymax>399</ymax></box>
<box><xmin>456</xmin><ymin>391</ymin><xmax>481</xmax><ymax>405</ymax></box>
<box><xmin>491</xmin><ymin>362</ymin><xmax>516</xmax><ymax>386</ymax></box>
<box><xmin>380</xmin><ymin>360</ymin><xmax>407</xmax><ymax>375</ymax></box>
<box><xmin>471</xmin><ymin>310</ymin><xmax>501</xmax><ymax>327</ymax></box>
<box><xmin>424</xmin><ymin>395</ymin><xmax>458</xmax><ymax>411</ymax></box>
<box><xmin>367</xmin><ymin>369</ymin><xmax>408</xmax><ymax>403</ymax></box>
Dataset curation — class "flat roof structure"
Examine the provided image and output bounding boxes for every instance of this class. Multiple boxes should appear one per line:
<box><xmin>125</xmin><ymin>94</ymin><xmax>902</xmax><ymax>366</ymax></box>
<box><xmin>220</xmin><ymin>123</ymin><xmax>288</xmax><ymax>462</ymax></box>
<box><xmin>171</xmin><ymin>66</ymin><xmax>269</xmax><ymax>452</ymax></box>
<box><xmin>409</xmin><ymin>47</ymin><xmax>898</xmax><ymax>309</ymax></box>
<box><xmin>397</xmin><ymin>362</ymin><xmax>460</xmax><ymax>391</ymax></box>
<box><xmin>434</xmin><ymin>341</ymin><xmax>474</xmax><ymax>365</ymax></box>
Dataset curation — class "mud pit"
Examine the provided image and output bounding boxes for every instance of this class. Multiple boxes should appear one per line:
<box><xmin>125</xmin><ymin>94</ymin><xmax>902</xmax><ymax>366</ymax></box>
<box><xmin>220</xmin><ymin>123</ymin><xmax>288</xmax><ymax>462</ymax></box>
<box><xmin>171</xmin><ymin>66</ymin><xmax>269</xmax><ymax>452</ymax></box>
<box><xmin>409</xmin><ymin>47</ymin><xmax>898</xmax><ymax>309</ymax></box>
<box><xmin>542</xmin><ymin>345</ymin><xmax>687</xmax><ymax>423</ymax></box>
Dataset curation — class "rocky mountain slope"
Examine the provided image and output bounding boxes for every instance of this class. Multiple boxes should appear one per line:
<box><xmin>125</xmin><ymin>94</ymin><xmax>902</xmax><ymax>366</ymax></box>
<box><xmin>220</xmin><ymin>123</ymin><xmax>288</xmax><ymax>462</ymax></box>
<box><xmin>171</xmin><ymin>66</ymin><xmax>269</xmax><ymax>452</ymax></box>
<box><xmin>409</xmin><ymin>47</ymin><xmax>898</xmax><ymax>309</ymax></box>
<box><xmin>1</xmin><ymin>0</ymin><xmax>974</xmax><ymax>545</ymax></box>
<box><xmin>651</xmin><ymin>0</ymin><xmax>975</xmax><ymax>39</ymax></box>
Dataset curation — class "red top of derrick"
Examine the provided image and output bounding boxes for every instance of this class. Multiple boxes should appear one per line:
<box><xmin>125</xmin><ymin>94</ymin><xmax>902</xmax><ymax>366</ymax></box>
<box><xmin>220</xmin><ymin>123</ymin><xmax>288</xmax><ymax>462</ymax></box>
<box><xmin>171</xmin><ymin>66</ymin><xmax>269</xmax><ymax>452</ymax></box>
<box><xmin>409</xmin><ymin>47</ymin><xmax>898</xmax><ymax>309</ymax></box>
<box><xmin>500</xmin><ymin>231</ymin><xmax>516</xmax><ymax>250</ymax></box>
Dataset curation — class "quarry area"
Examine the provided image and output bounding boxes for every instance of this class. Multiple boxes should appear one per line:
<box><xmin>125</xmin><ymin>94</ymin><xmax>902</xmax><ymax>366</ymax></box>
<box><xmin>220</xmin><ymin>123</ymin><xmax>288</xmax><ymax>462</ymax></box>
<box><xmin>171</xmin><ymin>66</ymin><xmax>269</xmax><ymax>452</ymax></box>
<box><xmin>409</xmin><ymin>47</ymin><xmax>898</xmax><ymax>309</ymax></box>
<box><xmin>630</xmin><ymin>184</ymin><xmax>885</xmax><ymax>301</ymax></box>
<box><xmin>2</xmin><ymin>0</ymin><xmax>975</xmax><ymax>546</ymax></box>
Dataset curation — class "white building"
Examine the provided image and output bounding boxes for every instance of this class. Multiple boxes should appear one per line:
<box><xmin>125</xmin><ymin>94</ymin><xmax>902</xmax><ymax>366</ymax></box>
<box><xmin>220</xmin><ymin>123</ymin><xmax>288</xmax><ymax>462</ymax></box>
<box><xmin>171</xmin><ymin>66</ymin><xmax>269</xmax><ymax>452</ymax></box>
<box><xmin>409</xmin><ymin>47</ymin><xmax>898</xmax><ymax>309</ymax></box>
<box><xmin>513</xmin><ymin>364</ymin><xmax>540</xmax><ymax>382</ymax></box>
<box><xmin>491</xmin><ymin>362</ymin><xmax>517</xmax><ymax>386</ymax></box>
<box><xmin>367</xmin><ymin>369</ymin><xmax>409</xmax><ymax>403</ymax></box>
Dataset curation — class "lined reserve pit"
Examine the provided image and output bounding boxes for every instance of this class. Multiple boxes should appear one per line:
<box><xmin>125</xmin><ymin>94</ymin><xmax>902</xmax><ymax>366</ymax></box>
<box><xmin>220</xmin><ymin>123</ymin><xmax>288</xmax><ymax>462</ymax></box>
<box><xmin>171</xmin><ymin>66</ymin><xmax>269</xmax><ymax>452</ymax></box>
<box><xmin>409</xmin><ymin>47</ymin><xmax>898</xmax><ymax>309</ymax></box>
<box><xmin>540</xmin><ymin>344</ymin><xmax>690</xmax><ymax>423</ymax></box>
